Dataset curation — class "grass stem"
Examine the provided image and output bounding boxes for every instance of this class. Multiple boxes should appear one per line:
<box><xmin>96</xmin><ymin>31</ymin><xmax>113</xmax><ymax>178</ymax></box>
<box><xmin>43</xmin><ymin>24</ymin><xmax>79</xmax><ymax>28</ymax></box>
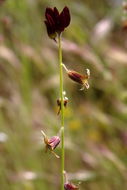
<box><xmin>58</xmin><ymin>34</ymin><xmax>65</xmax><ymax>190</ymax></box>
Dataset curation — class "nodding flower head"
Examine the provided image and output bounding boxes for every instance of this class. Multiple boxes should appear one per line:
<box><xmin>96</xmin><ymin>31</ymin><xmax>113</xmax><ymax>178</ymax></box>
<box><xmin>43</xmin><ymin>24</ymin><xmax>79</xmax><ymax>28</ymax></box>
<box><xmin>41</xmin><ymin>130</ymin><xmax>60</xmax><ymax>158</ymax></box>
<box><xmin>62</xmin><ymin>64</ymin><xmax>90</xmax><ymax>90</ymax></box>
<box><xmin>64</xmin><ymin>182</ymin><xmax>79</xmax><ymax>190</ymax></box>
<box><xmin>44</xmin><ymin>6</ymin><xmax>71</xmax><ymax>40</ymax></box>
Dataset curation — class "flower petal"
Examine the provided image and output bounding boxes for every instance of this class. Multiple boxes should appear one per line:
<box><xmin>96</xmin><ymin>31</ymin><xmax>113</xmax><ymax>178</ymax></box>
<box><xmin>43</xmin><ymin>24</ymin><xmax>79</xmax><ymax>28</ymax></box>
<box><xmin>48</xmin><ymin>136</ymin><xmax>60</xmax><ymax>150</ymax></box>
<box><xmin>62</xmin><ymin>6</ymin><xmax>71</xmax><ymax>28</ymax></box>
<box><xmin>54</xmin><ymin>7</ymin><xmax>59</xmax><ymax>18</ymax></box>
<box><xmin>59</xmin><ymin>7</ymin><xmax>71</xmax><ymax>30</ymax></box>
<box><xmin>45</xmin><ymin>7</ymin><xmax>54</xmax><ymax>20</ymax></box>
<box><xmin>44</xmin><ymin>14</ymin><xmax>57</xmax><ymax>39</ymax></box>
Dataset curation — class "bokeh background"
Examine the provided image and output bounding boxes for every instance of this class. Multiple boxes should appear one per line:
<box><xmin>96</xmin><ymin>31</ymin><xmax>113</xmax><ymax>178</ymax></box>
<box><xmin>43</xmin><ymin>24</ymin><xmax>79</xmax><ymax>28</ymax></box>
<box><xmin>0</xmin><ymin>0</ymin><xmax>127</xmax><ymax>189</ymax></box>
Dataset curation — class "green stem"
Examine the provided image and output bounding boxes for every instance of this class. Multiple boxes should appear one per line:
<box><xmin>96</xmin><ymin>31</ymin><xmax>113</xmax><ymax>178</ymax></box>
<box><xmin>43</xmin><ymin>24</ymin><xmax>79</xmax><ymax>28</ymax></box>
<box><xmin>58</xmin><ymin>34</ymin><xmax>64</xmax><ymax>190</ymax></box>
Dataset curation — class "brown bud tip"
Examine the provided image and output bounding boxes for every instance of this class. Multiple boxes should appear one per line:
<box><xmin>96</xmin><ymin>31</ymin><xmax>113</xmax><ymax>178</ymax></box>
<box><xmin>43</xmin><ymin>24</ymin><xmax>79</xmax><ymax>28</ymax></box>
<box><xmin>64</xmin><ymin>183</ymin><xmax>79</xmax><ymax>190</ymax></box>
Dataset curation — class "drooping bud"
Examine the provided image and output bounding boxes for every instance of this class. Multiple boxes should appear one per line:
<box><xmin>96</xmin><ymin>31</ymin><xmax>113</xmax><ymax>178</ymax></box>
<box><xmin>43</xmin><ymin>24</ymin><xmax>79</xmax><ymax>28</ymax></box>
<box><xmin>62</xmin><ymin>64</ymin><xmax>90</xmax><ymax>90</ymax></box>
<box><xmin>41</xmin><ymin>130</ymin><xmax>60</xmax><ymax>158</ymax></box>
<box><xmin>64</xmin><ymin>182</ymin><xmax>79</xmax><ymax>190</ymax></box>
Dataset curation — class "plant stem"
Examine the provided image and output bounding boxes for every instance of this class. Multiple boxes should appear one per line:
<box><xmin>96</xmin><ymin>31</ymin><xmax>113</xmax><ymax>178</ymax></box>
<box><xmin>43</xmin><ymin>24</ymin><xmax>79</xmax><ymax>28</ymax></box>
<box><xmin>58</xmin><ymin>34</ymin><xmax>64</xmax><ymax>190</ymax></box>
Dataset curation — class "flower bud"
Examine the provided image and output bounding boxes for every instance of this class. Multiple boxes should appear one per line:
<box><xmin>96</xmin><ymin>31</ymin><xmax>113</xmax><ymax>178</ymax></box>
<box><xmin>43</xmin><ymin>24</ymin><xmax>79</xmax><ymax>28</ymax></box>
<box><xmin>41</xmin><ymin>130</ymin><xmax>60</xmax><ymax>158</ymax></box>
<box><xmin>62</xmin><ymin>64</ymin><xmax>90</xmax><ymax>90</ymax></box>
<box><xmin>64</xmin><ymin>182</ymin><xmax>79</xmax><ymax>190</ymax></box>
<box><xmin>57</xmin><ymin>97</ymin><xmax>68</xmax><ymax>115</ymax></box>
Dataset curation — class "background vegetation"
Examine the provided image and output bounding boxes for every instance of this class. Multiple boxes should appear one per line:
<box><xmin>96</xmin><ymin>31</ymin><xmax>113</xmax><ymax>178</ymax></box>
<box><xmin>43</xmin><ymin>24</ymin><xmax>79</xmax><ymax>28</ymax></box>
<box><xmin>0</xmin><ymin>0</ymin><xmax>127</xmax><ymax>189</ymax></box>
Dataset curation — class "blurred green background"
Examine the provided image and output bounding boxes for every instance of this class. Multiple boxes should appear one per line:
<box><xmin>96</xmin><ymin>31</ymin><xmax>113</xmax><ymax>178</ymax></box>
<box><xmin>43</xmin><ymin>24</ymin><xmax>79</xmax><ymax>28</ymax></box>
<box><xmin>0</xmin><ymin>0</ymin><xmax>127</xmax><ymax>189</ymax></box>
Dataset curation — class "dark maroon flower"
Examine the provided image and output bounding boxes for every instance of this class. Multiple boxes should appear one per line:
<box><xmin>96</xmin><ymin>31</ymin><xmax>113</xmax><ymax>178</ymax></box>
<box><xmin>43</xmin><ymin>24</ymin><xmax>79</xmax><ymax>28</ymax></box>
<box><xmin>41</xmin><ymin>130</ymin><xmax>60</xmax><ymax>158</ymax></box>
<box><xmin>64</xmin><ymin>182</ymin><xmax>79</xmax><ymax>190</ymax></box>
<box><xmin>44</xmin><ymin>6</ymin><xmax>71</xmax><ymax>40</ymax></box>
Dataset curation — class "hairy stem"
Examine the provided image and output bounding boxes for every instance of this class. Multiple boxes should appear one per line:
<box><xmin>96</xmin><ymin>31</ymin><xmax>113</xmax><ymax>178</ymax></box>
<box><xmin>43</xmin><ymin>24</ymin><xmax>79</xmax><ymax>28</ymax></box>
<box><xmin>58</xmin><ymin>34</ymin><xmax>64</xmax><ymax>190</ymax></box>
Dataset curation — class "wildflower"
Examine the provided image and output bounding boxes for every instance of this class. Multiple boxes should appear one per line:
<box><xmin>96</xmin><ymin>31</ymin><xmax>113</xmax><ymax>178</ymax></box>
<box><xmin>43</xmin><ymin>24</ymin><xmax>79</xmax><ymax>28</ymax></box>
<box><xmin>64</xmin><ymin>182</ymin><xmax>79</xmax><ymax>190</ymax></box>
<box><xmin>57</xmin><ymin>96</ymin><xmax>68</xmax><ymax>115</ymax></box>
<box><xmin>41</xmin><ymin>130</ymin><xmax>60</xmax><ymax>158</ymax></box>
<box><xmin>44</xmin><ymin>6</ymin><xmax>71</xmax><ymax>40</ymax></box>
<box><xmin>62</xmin><ymin>64</ymin><xmax>90</xmax><ymax>90</ymax></box>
